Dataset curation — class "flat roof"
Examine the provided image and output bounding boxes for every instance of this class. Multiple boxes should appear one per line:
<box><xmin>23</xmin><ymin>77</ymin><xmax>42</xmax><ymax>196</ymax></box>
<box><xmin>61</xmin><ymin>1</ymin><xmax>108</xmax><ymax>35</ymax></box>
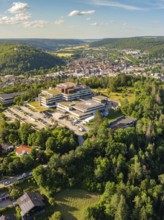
<box><xmin>75</xmin><ymin>99</ymin><xmax>104</xmax><ymax>111</ymax></box>
<box><xmin>58</xmin><ymin>101</ymin><xmax>73</xmax><ymax>107</ymax></box>
<box><xmin>93</xmin><ymin>95</ymin><xmax>107</xmax><ymax>100</ymax></box>
<box><xmin>47</xmin><ymin>89</ymin><xmax>60</xmax><ymax>95</ymax></box>
<box><xmin>0</xmin><ymin>92</ymin><xmax>21</xmax><ymax>100</ymax></box>
<box><xmin>57</xmin><ymin>82</ymin><xmax>75</xmax><ymax>88</ymax></box>
<box><xmin>109</xmin><ymin>117</ymin><xmax>137</xmax><ymax>129</ymax></box>
<box><xmin>58</xmin><ymin>100</ymin><xmax>80</xmax><ymax>107</ymax></box>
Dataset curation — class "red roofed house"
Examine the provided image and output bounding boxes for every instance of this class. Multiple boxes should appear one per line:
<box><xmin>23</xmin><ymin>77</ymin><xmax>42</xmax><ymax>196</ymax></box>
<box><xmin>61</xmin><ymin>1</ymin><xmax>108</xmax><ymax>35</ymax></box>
<box><xmin>16</xmin><ymin>145</ymin><xmax>31</xmax><ymax>156</ymax></box>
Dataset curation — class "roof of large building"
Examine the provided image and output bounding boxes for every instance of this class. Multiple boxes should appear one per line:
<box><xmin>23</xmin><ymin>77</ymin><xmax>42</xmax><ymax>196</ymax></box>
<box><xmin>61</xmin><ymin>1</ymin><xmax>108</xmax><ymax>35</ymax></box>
<box><xmin>0</xmin><ymin>92</ymin><xmax>21</xmax><ymax>100</ymax></box>
<box><xmin>16</xmin><ymin>145</ymin><xmax>31</xmax><ymax>155</ymax></box>
<box><xmin>93</xmin><ymin>95</ymin><xmax>108</xmax><ymax>101</ymax></box>
<box><xmin>74</xmin><ymin>99</ymin><xmax>105</xmax><ymax>111</ymax></box>
<box><xmin>57</xmin><ymin>82</ymin><xmax>76</xmax><ymax>88</ymax></box>
<box><xmin>17</xmin><ymin>192</ymin><xmax>45</xmax><ymax>217</ymax></box>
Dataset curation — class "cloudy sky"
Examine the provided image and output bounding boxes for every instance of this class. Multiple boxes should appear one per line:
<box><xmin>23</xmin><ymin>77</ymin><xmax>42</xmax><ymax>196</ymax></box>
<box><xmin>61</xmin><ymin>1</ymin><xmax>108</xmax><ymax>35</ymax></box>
<box><xmin>0</xmin><ymin>0</ymin><xmax>164</xmax><ymax>38</ymax></box>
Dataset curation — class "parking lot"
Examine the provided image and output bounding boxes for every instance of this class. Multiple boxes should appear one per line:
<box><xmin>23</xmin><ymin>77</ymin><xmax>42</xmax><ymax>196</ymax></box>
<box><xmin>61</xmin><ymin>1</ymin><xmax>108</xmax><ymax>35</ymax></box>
<box><xmin>4</xmin><ymin>106</ymin><xmax>54</xmax><ymax>130</ymax></box>
<box><xmin>4</xmin><ymin>105</ymin><xmax>89</xmax><ymax>135</ymax></box>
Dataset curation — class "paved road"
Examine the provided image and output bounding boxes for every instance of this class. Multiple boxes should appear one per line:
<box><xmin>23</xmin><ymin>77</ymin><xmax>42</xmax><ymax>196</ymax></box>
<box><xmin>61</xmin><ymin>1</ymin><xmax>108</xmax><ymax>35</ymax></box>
<box><xmin>0</xmin><ymin>172</ymin><xmax>32</xmax><ymax>188</ymax></box>
<box><xmin>78</xmin><ymin>135</ymin><xmax>85</xmax><ymax>146</ymax></box>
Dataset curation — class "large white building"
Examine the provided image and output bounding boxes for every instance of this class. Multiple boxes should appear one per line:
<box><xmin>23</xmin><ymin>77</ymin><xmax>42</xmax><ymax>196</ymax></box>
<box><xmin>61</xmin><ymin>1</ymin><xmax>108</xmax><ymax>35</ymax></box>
<box><xmin>39</xmin><ymin>82</ymin><xmax>92</xmax><ymax>108</ymax></box>
<box><xmin>57</xmin><ymin>97</ymin><xmax>107</xmax><ymax>120</ymax></box>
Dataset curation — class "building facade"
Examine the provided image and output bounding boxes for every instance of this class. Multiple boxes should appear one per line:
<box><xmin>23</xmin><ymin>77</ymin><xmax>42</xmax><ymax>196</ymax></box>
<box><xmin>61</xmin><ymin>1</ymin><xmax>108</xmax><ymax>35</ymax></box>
<box><xmin>39</xmin><ymin>82</ymin><xmax>92</xmax><ymax>107</ymax></box>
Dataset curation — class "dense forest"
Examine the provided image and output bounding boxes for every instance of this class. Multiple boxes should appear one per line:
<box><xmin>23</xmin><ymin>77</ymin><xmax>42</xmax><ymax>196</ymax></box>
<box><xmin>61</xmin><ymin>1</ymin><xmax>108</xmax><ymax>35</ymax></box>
<box><xmin>90</xmin><ymin>37</ymin><xmax>164</xmax><ymax>56</ymax></box>
<box><xmin>0</xmin><ymin>44</ymin><xmax>65</xmax><ymax>75</ymax></box>
<box><xmin>32</xmin><ymin>78</ymin><xmax>164</xmax><ymax>220</ymax></box>
<box><xmin>0</xmin><ymin>76</ymin><xmax>163</xmax><ymax>219</ymax></box>
<box><xmin>0</xmin><ymin>39</ymin><xmax>84</xmax><ymax>51</ymax></box>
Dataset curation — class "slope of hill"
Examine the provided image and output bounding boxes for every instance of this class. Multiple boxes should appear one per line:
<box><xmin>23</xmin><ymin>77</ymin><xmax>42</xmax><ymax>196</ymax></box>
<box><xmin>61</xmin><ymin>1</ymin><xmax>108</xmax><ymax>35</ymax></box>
<box><xmin>90</xmin><ymin>37</ymin><xmax>164</xmax><ymax>52</ymax></box>
<box><xmin>0</xmin><ymin>39</ymin><xmax>84</xmax><ymax>51</ymax></box>
<box><xmin>0</xmin><ymin>44</ymin><xmax>65</xmax><ymax>75</ymax></box>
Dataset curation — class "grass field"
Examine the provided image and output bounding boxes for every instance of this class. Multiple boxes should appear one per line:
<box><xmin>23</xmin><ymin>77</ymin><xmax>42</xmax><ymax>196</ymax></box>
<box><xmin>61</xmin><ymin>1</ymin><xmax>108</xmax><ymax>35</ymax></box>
<box><xmin>54</xmin><ymin>189</ymin><xmax>99</xmax><ymax>220</ymax></box>
<box><xmin>55</xmin><ymin>53</ymin><xmax>73</xmax><ymax>57</ymax></box>
<box><xmin>36</xmin><ymin>189</ymin><xmax>100</xmax><ymax>220</ymax></box>
<box><xmin>92</xmin><ymin>88</ymin><xmax>136</xmax><ymax>104</ymax></box>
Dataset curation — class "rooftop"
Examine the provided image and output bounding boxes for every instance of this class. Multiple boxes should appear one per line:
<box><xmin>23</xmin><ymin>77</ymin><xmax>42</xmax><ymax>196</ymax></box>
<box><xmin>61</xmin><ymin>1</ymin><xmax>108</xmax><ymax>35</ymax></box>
<box><xmin>57</xmin><ymin>82</ymin><xmax>76</xmax><ymax>88</ymax></box>
<box><xmin>16</xmin><ymin>145</ymin><xmax>31</xmax><ymax>155</ymax></box>
<box><xmin>0</xmin><ymin>92</ymin><xmax>21</xmax><ymax>100</ymax></box>
<box><xmin>75</xmin><ymin>99</ymin><xmax>104</xmax><ymax>111</ymax></box>
<box><xmin>47</xmin><ymin>89</ymin><xmax>61</xmax><ymax>95</ymax></box>
<box><xmin>93</xmin><ymin>95</ymin><xmax>108</xmax><ymax>100</ymax></box>
<box><xmin>17</xmin><ymin>192</ymin><xmax>44</xmax><ymax>217</ymax></box>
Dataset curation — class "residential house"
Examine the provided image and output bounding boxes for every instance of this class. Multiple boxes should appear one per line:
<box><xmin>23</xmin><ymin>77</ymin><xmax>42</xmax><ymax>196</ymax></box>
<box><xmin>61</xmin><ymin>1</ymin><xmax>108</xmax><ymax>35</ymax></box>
<box><xmin>16</xmin><ymin>145</ymin><xmax>31</xmax><ymax>156</ymax></box>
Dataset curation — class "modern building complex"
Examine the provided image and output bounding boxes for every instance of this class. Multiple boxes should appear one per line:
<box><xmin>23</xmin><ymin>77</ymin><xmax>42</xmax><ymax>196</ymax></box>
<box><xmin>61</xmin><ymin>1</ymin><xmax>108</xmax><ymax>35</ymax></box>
<box><xmin>39</xmin><ymin>82</ymin><xmax>108</xmax><ymax>120</ymax></box>
<box><xmin>57</xmin><ymin>98</ymin><xmax>106</xmax><ymax>120</ymax></box>
<box><xmin>39</xmin><ymin>82</ymin><xmax>92</xmax><ymax>107</ymax></box>
<box><xmin>0</xmin><ymin>92</ymin><xmax>21</xmax><ymax>105</ymax></box>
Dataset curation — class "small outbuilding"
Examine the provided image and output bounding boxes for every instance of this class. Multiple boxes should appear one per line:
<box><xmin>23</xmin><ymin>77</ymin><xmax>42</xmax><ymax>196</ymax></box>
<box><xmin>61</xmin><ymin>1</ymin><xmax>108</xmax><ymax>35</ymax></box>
<box><xmin>17</xmin><ymin>192</ymin><xmax>45</xmax><ymax>220</ymax></box>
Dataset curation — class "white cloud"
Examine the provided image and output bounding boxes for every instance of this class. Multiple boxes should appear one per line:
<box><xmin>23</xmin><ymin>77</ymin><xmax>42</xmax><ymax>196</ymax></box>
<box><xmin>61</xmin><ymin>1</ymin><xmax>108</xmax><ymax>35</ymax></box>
<box><xmin>8</xmin><ymin>2</ymin><xmax>29</xmax><ymax>14</ymax></box>
<box><xmin>90</xmin><ymin>22</ymin><xmax>98</xmax><ymax>26</ymax></box>
<box><xmin>0</xmin><ymin>2</ymin><xmax>48</xmax><ymax>29</ymax></box>
<box><xmin>89</xmin><ymin>0</ymin><xmax>144</xmax><ymax>11</ymax></box>
<box><xmin>23</xmin><ymin>20</ymin><xmax>48</xmax><ymax>28</ymax></box>
<box><xmin>54</xmin><ymin>17</ymin><xmax>64</xmax><ymax>25</ymax></box>
<box><xmin>68</xmin><ymin>10</ymin><xmax>96</xmax><ymax>16</ymax></box>
<box><xmin>0</xmin><ymin>13</ymin><xmax>31</xmax><ymax>25</ymax></box>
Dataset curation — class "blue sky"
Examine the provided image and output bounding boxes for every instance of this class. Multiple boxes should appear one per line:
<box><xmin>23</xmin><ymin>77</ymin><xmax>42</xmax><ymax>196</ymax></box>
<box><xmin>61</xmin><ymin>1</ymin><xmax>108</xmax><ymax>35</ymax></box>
<box><xmin>0</xmin><ymin>0</ymin><xmax>164</xmax><ymax>38</ymax></box>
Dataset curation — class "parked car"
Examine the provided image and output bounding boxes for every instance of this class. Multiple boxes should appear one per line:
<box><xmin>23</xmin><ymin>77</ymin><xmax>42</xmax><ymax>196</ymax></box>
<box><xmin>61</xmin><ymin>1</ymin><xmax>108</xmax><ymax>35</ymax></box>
<box><xmin>3</xmin><ymin>180</ymin><xmax>11</xmax><ymax>185</ymax></box>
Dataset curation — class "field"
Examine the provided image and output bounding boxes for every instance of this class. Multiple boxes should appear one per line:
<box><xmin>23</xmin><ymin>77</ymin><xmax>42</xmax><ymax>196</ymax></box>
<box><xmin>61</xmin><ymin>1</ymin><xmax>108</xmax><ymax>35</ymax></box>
<box><xmin>54</xmin><ymin>53</ymin><xmax>73</xmax><ymax>57</ymax></box>
<box><xmin>54</xmin><ymin>189</ymin><xmax>99</xmax><ymax>220</ymax></box>
<box><xmin>92</xmin><ymin>88</ymin><xmax>136</xmax><ymax>104</ymax></box>
<box><xmin>37</xmin><ymin>189</ymin><xmax>100</xmax><ymax>220</ymax></box>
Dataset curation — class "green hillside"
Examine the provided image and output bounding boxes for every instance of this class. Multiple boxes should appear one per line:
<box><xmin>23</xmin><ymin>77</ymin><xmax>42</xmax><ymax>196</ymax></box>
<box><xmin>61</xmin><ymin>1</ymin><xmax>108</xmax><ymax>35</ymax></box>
<box><xmin>0</xmin><ymin>43</ymin><xmax>65</xmax><ymax>75</ymax></box>
<box><xmin>0</xmin><ymin>39</ymin><xmax>84</xmax><ymax>51</ymax></box>
<box><xmin>90</xmin><ymin>37</ymin><xmax>164</xmax><ymax>55</ymax></box>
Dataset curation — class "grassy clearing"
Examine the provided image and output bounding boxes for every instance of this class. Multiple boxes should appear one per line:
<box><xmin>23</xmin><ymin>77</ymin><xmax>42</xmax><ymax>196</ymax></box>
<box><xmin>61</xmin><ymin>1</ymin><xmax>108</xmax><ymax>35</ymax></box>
<box><xmin>92</xmin><ymin>88</ymin><xmax>136</xmax><ymax>104</ymax></box>
<box><xmin>37</xmin><ymin>189</ymin><xmax>100</xmax><ymax>220</ymax></box>
<box><xmin>53</xmin><ymin>189</ymin><xmax>100</xmax><ymax>220</ymax></box>
<box><xmin>55</xmin><ymin>53</ymin><xmax>73</xmax><ymax>57</ymax></box>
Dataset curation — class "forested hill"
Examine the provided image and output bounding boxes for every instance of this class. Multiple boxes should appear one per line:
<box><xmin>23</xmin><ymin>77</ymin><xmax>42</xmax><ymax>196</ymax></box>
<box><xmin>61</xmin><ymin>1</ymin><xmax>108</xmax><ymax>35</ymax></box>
<box><xmin>90</xmin><ymin>37</ymin><xmax>164</xmax><ymax>52</ymax></box>
<box><xmin>0</xmin><ymin>44</ymin><xmax>65</xmax><ymax>75</ymax></box>
<box><xmin>0</xmin><ymin>39</ymin><xmax>84</xmax><ymax>51</ymax></box>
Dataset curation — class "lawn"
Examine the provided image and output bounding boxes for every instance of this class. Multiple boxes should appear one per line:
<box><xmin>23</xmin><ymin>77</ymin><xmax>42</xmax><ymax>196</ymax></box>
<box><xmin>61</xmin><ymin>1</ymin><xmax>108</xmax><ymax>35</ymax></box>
<box><xmin>108</xmin><ymin>109</ymin><xmax>123</xmax><ymax>122</ymax></box>
<box><xmin>92</xmin><ymin>88</ymin><xmax>136</xmax><ymax>104</ymax></box>
<box><xmin>36</xmin><ymin>189</ymin><xmax>100</xmax><ymax>220</ymax></box>
<box><xmin>109</xmin><ymin>92</ymin><xmax>135</xmax><ymax>103</ymax></box>
<box><xmin>54</xmin><ymin>189</ymin><xmax>99</xmax><ymax>220</ymax></box>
